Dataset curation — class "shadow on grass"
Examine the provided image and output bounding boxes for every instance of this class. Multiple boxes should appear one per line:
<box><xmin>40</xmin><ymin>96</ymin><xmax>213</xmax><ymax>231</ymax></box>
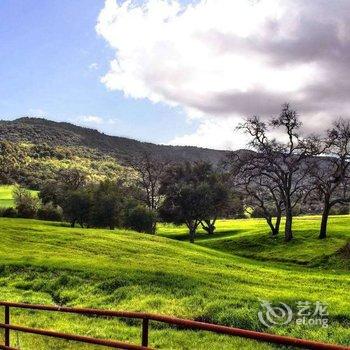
<box><xmin>164</xmin><ymin>229</ymin><xmax>245</xmax><ymax>242</ymax></box>
<box><xmin>44</xmin><ymin>221</ymin><xmax>75</xmax><ymax>228</ymax></box>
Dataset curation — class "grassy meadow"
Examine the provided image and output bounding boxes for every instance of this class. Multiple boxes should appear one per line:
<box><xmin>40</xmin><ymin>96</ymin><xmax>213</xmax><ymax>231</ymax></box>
<box><xmin>0</xmin><ymin>215</ymin><xmax>348</xmax><ymax>349</ymax></box>
<box><xmin>0</xmin><ymin>185</ymin><xmax>16</xmax><ymax>207</ymax></box>
<box><xmin>0</xmin><ymin>185</ymin><xmax>38</xmax><ymax>208</ymax></box>
<box><xmin>0</xmin><ymin>184</ymin><xmax>349</xmax><ymax>349</ymax></box>
<box><xmin>159</xmin><ymin>216</ymin><xmax>350</xmax><ymax>268</ymax></box>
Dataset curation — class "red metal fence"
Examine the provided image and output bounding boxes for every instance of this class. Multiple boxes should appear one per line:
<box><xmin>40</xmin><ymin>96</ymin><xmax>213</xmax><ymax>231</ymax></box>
<box><xmin>0</xmin><ymin>301</ymin><xmax>348</xmax><ymax>350</ymax></box>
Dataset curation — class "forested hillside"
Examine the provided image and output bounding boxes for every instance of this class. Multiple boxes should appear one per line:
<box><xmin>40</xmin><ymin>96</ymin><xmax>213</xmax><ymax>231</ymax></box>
<box><xmin>0</xmin><ymin>117</ymin><xmax>229</xmax><ymax>164</ymax></box>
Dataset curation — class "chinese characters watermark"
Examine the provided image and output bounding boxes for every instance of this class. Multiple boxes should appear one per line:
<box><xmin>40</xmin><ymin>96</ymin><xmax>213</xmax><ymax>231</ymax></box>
<box><xmin>258</xmin><ymin>300</ymin><xmax>329</xmax><ymax>328</ymax></box>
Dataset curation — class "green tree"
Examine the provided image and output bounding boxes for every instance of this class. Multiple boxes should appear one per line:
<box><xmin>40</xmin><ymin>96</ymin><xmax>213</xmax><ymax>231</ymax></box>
<box><xmin>39</xmin><ymin>168</ymin><xmax>88</xmax><ymax>209</ymax></box>
<box><xmin>159</xmin><ymin>162</ymin><xmax>230</xmax><ymax>243</ymax></box>
<box><xmin>123</xmin><ymin>203</ymin><xmax>157</xmax><ymax>234</ymax></box>
<box><xmin>89</xmin><ymin>181</ymin><xmax>124</xmax><ymax>230</ymax></box>
<box><xmin>62</xmin><ymin>189</ymin><xmax>92</xmax><ymax>228</ymax></box>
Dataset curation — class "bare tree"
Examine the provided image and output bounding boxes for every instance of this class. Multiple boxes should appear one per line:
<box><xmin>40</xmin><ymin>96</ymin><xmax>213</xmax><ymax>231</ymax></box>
<box><xmin>226</xmin><ymin>151</ymin><xmax>283</xmax><ymax>236</ymax></box>
<box><xmin>127</xmin><ymin>151</ymin><xmax>168</xmax><ymax>211</ymax></box>
<box><xmin>244</xmin><ymin>173</ymin><xmax>283</xmax><ymax>236</ymax></box>
<box><xmin>239</xmin><ymin>104</ymin><xmax>320</xmax><ymax>242</ymax></box>
<box><xmin>309</xmin><ymin>119</ymin><xmax>350</xmax><ymax>239</ymax></box>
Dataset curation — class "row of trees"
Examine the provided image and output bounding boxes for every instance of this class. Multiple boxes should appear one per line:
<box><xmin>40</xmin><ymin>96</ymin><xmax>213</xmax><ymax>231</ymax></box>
<box><xmin>38</xmin><ymin>170</ymin><xmax>156</xmax><ymax>233</ymax></box>
<box><xmin>126</xmin><ymin>105</ymin><xmax>349</xmax><ymax>242</ymax></box>
<box><xmin>227</xmin><ymin>104</ymin><xmax>350</xmax><ymax>241</ymax></box>
<box><xmin>34</xmin><ymin>161</ymin><xmax>239</xmax><ymax>242</ymax></box>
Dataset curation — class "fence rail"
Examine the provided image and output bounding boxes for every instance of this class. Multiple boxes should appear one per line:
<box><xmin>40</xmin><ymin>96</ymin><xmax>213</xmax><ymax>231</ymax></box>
<box><xmin>0</xmin><ymin>301</ymin><xmax>349</xmax><ymax>350</ymax></box>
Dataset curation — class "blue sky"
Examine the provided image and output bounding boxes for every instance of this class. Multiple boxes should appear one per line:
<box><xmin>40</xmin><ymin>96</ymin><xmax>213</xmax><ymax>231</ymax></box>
<box><xmin>0</xmin><ymin>0</ymin><xmax>197</xmax><ymax>144</ymax></box>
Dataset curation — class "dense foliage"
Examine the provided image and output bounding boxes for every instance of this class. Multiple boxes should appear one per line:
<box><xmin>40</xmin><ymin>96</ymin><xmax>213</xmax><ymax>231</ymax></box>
<box><xmin>0</xmin><ymin>140</ymin><xmax>129</xmax><ymax>189</ymax></box>
<box><xmin>0</xmin><ymin>117</ymin><xmax>228</xmax><ymax>165</ymax></box>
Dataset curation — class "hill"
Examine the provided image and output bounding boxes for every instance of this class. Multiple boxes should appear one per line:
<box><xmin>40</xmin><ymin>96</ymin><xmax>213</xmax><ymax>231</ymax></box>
<box><xmin>159</xmin><ymin>216</ymin><xmax>350</xmax><ymax>269</ymax></box>
<box><xmin>0</xmin><ymin>217</ymin><xmax>349</xmax><ymax>349</ymax></box>
<box><xmin>0</xmin><ymin>117</ymin><xmax>230</xmax><ymax>164</ymax></box>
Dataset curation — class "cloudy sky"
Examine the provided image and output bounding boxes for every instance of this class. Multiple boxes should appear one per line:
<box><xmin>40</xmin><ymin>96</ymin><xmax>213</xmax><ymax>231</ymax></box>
<box><xmin>1</xmin><ymin>0</ymin><xmax>349</xmax><ymax>150</ymax></box>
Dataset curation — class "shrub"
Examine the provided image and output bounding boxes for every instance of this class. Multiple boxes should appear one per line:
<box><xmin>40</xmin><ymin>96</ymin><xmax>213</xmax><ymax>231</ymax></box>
<box><xmin>1</xmin><ymin>207</ymin><xmax>17</xmax><ymax>218</ymax></box>
<box><xmin>37</xmin><ymin>202</ymin><xmax>63</xmax><ymax>222</ymax></box>
<box><xmin>13</xmin><ymin>186</ymin><xmax>40</xmax><ymax>218</ymax></box>
<box><xmin>123</xmin><ymin>205</ymin><xmax>156</xmax><ymax>234</ymax></box>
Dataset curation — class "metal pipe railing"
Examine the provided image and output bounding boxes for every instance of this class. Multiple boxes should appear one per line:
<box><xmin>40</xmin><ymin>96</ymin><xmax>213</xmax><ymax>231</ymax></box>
<box><xmin>0</xmin><ymin>301</ymin><xmax>349</xmax><ymax>350</ymax></box>
<box><xmin>0</xmin><ymin>323</ymin><xmax>150</xmax><ymax>350</ymax></box>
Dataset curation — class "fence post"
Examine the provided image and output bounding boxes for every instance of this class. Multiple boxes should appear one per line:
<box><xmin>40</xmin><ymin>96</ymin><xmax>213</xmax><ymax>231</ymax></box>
<box><xmin>141</xmin><ymin>318</ymin><xmax>149</xmax><ymax>347</ymax></box>
<box><xmin>4</xmin><ymin>306</ymin><xmax>10</xmax><ymax>347</ymax></box>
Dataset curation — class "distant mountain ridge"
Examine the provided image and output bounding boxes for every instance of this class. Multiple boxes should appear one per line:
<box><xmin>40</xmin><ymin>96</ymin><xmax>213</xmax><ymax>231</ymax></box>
<box><xmin>0</xmin><ymin>117</ymin><xmax>233</xmax><ymax>164</ymax></box>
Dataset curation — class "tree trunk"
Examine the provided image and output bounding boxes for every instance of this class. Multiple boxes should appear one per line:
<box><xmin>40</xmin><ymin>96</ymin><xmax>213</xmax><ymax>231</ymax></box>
<box><xmin>201</xmin><ymin>220</ymin><xmax>216</xmax><ymax>235</ymax></box>
<box><xmin>151</xmin><ymin>221</ymin><xmax>157</xmax><ymax>235</ymax></box>
<box><xmin>265</xmin><ymin>217</ymin><xmax>275</xmax><ymax>236</ymax></box>
<box><xmin>284</xmin><ymin>205</ymin><xmax>293</xmax><ymax>242</ymax></box>
<box><xmin>319</xmin><ymin>197</ymin><xmax>331</xmax><ymax>239</ymax></box>
<box><xmin>187</xmin><ymin>221</ymin><xmax>198</xmax><ymax>243</ymax></box>
<box><xmin>189</xmin><ymin>227</ymin><xmax>196</xmax><ymax>243</ymax></box>
<box><xmin>272</xmin><ymin>211</ymin><xmax>281</xmax><ymax>236</ymax></box>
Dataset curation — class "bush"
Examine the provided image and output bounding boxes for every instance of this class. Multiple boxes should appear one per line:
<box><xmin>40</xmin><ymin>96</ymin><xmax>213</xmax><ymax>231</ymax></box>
<box><xmin>37</xmin><ymin>202</ymin><xmax>63</xmax><ymax>222</ymax></box>
<box><xmin>123</xmin><ymin>205</ymin><xmax>156</xmax><ymax>234</ymax></box>
<box><xmin>0</xmin><ymin>207</ymin><xmax>17</xmax><ymax>218</ymax></box>
<box><xmin>13</xmin><ymin>186</ymin><xmax>40</xmax><ymax>218</ymax></box>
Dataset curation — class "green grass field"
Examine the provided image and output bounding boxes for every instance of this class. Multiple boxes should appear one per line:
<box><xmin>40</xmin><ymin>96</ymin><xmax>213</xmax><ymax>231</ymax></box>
<box><xmin>0</xmin><ymin>185</ymin><xmax>38</xmax><ymax>208</ymax></box>
<box><xmin>0</xmin><ymin>216</ymin><xmax>349</xmax><ymax>349</ymax></box>
<box><xmin>159</xmin><ymin>216</ymin><xmax>350</xmax><ymax>268</ymax></box>
<box><xmin>0</xmin><ymin>186</ymin><xmax>16</xmax><ymax>207</ymax></box>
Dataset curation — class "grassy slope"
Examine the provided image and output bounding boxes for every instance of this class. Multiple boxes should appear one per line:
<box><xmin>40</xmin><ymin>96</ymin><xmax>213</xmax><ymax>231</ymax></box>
<box><xmin>159</xmin><ymin>216</ymin><xmax>350</xmax><ymax>268</ymax></box>
<box><xmin>0</xmin><ymin>218</ymin><xmax>349</xmax><ymax>349</ymax></box>
<box><xmin>0</xmin><ymin>185</ymin><xmax>38</xmax><ymax>208</ymax></box>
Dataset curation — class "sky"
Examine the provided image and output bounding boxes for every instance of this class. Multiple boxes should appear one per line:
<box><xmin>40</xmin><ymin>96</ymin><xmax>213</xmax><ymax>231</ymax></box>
<box><xmin>1</xmin><ymin>0</ymin><xmax>350</xmax><ymax>150</ymax></box>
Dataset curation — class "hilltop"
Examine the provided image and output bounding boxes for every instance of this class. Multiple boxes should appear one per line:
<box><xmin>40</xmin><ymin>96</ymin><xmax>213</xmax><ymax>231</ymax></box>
<box><xmin>0</xmin><ymin>117</ymin><xmax>230</xmax><ymax>164</ymax></box>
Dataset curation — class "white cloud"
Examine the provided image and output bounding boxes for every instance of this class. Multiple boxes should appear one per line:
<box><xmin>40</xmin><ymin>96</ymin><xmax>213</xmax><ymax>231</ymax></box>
<box><xmin>89</xmin><ymin>63</ymin><xmax>99</xmax><ymax>70</ymax></box>
<box><xmin>96</xmin><ymin>0</ymin><xmax>350</xmax><ymax>149</ymax></box>
<box><xmin>96</xmin><ymin>0</ymin><xmax>310</xmax><ymax>103</ymax></box>
<box><xmin>168</xmin><ymin>117</ymin><xmax>248</xmax><ymax>150</ymax></box>
<box><xmin>106</xmin><ymin>118</ymin><xmax>118</xmax><ymax>125</ymax></box>
<box><xmin>29</xmin><ymin>108</ymin><xmax>47</xmax><ymax>116</ymax></box>
<box><xmin>78</xmin><ymin>115</ymin><xmax>103</xmax><ymax>124</ymax></box>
